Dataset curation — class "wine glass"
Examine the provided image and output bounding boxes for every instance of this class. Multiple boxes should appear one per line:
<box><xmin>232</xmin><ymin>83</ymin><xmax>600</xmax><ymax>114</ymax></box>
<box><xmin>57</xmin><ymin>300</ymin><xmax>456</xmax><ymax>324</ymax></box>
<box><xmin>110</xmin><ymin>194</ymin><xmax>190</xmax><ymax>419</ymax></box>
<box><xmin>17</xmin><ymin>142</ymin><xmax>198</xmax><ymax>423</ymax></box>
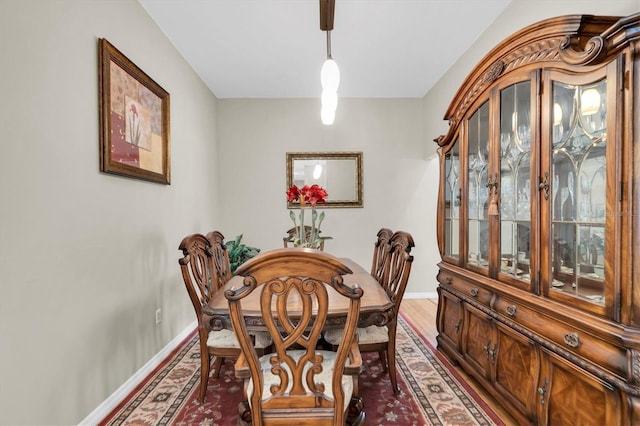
<box><xmin>559</xmin><ymin>187</ymin><xmax>570</xmax><ymax>220</ymax></box>
<box><xmin>468</xmin><ymin>183</ymin><xmax>477</xmax><ymax>219</ymax></box>
<box><xmin>579</xmin><ymin>172</ymin><xmax>591</xmax><ymax>220</ymax></box>
<box><xmin>478</xmin><ymin>186</ymin><xmax>488</xmax><ymax>220</ymax></box>
<box><xmin>567</xmin><ymin>172</ymin><xmax>574</xmax><ymax>218</ymax></box>
<box><xmin>517</xmin><ymin>124</ymin><xmax>531</xmax><ymax>150</ymax></box>
<box><xmin>500</xmin><ymin>133</ymin><xmax>511</xmax><ymax>156</ymax></box>
<box><xmin>553</xmin><ymin>122</ymin><xmax>564</xmax><ymax>146</ymax></box>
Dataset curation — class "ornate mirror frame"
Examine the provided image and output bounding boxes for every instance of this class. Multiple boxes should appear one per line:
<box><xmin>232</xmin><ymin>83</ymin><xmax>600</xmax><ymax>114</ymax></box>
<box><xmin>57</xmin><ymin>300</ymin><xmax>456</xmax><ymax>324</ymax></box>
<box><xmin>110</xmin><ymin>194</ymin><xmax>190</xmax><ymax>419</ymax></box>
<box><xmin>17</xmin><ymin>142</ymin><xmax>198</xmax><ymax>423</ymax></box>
<box><xmin>286</xmin><ymin>151</ymin><xmax>363</xmax><ymax>208</ymax></box>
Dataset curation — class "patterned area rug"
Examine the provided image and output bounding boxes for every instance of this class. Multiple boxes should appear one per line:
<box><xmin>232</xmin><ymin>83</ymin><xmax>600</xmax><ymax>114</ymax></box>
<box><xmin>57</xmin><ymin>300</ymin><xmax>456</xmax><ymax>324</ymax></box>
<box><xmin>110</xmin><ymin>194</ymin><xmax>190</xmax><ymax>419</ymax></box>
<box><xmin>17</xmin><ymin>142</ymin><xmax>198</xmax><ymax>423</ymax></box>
<box><xmin>99</xmin><ymin>316</ymin><xmax>503</xmax><ymax>425</ymax></box>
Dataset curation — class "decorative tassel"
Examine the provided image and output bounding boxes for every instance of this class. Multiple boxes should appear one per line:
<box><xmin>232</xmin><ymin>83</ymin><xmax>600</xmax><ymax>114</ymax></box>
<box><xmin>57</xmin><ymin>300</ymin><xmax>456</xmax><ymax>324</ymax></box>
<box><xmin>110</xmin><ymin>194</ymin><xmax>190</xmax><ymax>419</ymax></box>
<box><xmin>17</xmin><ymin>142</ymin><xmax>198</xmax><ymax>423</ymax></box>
<box><xmin>488</xmin><ymin>192</ymin><xmax>499</xmax><ymax>216</ymax></box>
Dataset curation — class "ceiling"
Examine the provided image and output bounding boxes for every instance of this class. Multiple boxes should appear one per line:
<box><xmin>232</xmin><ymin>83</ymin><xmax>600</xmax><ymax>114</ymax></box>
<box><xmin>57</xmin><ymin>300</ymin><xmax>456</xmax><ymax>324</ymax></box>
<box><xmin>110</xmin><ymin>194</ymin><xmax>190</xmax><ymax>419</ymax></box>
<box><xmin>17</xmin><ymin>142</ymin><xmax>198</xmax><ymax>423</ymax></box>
<box><xmin>138</xmin><ymin>0</ymin><xmax>511</xmax><ymax>99</ymax></box>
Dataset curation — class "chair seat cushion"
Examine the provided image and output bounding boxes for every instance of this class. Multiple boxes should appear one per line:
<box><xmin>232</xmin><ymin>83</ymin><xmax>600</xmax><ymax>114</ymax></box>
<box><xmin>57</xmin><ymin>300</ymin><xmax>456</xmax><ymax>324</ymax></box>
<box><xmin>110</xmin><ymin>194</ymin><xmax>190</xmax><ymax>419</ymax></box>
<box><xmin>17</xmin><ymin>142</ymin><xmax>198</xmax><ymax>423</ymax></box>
<box><xmin>324</xmin><ymin>324</ymin><xmax>389</xmax><ymax>345</ymax></box>
<box><xmin>247</xmin><ymin>349</ymin><xmax>353</xmax><ymax>408</ymax></box>
<box><xmin>207</xmin><ymin>329</ymin><xmax>272</xmax><ymax>349</ymax></box>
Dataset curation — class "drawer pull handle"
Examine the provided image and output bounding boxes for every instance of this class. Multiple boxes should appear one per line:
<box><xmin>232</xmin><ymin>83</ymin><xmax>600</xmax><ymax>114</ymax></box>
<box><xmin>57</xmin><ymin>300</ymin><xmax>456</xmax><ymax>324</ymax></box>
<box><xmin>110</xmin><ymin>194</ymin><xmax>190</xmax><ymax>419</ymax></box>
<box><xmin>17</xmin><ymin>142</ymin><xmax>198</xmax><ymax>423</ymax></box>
<box><xmin>444</xmin><ymin>277</ymin><xmax>452</xmax><ymax>285</ymax></box>
<box><xmin>482</xmin><ymin>339</ymin><xmax>492</xmax><ymax>359</ymax></box>
<box><xmin>506</xmin><ymin>305</ymin><xmax>517</xmax><ymax>316</ymax></box>
<box><xmin>488</xmin><ymin>344</ymin><xmax>497</xmax><ymax>364</ymax></box>
<box><xmin>454</xmin><ymin>319</ymin><xmax>462</xmax><ymax>333</ymax></box>
<box><xmin>538</xmin><ymin>378</ymin><xmax>548</xmax><ymax>405</ymax></box>
<box><xmin>563</xmin><ymin>332</ymin><xmax>580</xmax><ymax>348</ymax></box>
<box><xmin>470</xmin><ymin>288</ymin><xmax>479</xmax><ymax>297</ymax></box>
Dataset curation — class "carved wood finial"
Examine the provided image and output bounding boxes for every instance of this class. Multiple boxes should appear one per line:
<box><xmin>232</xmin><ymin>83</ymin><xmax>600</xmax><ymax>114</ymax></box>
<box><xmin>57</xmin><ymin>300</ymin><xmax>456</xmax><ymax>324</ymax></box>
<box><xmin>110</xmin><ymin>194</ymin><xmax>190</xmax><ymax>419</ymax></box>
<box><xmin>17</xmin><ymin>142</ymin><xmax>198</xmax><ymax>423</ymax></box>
<box><xmin>558</xmin><ymin>35</ymin><xmax>606</xmax><ymax>65</ymax></box>
<box><xmin>434</xmin><ymin>135</ymin><xmax>446</xmax><ymax>147</ymax></box>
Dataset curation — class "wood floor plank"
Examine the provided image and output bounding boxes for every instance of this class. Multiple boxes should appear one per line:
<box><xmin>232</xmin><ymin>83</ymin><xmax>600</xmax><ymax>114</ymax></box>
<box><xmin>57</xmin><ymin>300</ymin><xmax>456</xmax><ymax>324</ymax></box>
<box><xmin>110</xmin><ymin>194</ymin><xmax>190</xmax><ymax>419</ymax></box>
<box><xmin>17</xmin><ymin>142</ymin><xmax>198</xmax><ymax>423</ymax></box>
<box><xmin>400</xmin><ymin>298</ymin><xmax>518</xmax><ymax>426</ymax></box>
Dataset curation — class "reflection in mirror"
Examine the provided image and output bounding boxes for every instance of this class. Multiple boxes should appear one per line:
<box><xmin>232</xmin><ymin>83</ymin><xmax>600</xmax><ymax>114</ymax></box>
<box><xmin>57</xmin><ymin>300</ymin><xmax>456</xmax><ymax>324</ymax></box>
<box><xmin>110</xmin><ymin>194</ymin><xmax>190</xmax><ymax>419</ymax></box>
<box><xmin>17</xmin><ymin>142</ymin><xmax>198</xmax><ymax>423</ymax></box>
<box><xmin>286</xmin><ymin>152</ymin><xmax>363</xmax><ymax>208</ymax></box>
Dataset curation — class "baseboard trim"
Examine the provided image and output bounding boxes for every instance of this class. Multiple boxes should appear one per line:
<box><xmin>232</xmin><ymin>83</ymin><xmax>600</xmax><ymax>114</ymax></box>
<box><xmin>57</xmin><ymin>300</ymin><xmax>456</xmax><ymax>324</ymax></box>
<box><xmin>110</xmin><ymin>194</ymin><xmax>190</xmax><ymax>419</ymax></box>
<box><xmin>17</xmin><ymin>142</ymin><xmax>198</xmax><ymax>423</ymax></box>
<box><xmin>79</xmin><ymin>320</ymin><xmax>197</xmax><ymax>425</ymax></box>
<box><xmin>404</xmin><ymin>291</ymin><xmax>437</xmax><ymax>299</ymax></box>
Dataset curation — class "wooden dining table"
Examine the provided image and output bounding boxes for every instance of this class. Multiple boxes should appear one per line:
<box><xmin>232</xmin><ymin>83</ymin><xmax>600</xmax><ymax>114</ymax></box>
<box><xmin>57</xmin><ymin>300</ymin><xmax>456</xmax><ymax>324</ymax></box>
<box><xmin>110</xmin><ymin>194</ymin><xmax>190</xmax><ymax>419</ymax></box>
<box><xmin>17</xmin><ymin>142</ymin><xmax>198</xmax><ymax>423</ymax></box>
<box><xmin>201</xmin><ymin>248</ymin><xmax>395</xmax><ymax>333</ymax></box>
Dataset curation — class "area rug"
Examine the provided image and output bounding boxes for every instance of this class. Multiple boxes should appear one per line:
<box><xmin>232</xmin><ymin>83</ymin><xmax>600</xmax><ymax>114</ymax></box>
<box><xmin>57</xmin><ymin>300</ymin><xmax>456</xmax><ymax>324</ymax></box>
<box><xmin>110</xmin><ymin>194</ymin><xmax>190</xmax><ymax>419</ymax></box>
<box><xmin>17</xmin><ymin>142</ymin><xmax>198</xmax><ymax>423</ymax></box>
<box><xmin>99</xmin><ymin>316</ymin><xmax>503</xmax><ymax>426</ymax></box>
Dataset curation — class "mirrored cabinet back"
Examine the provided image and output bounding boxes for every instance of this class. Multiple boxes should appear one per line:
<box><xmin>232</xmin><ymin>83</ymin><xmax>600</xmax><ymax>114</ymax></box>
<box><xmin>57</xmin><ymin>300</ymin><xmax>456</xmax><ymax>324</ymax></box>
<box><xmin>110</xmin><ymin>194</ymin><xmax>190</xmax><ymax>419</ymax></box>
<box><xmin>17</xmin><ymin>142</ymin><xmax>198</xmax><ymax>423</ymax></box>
<box><xmin>435</xmin><ymin>13</ymin><xmax>640</xmax><ymax>425</ymax></box>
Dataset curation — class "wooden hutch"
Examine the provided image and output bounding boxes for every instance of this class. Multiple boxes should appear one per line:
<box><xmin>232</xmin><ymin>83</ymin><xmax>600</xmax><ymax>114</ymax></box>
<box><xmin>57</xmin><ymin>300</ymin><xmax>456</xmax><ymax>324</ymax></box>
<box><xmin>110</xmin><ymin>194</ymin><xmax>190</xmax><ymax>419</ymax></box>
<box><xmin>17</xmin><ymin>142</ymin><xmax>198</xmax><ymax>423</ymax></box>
<box><xmin>434</xmin><ymin>14</ymin><xmax>640</xmax><ymax>425</ymax></box>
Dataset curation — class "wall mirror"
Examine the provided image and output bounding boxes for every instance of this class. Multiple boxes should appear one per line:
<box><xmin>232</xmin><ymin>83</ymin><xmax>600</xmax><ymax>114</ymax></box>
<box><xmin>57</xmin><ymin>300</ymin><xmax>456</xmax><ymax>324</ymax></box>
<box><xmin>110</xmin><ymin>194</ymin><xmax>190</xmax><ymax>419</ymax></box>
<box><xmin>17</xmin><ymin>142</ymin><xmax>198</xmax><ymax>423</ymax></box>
<box><xmin>286</xmin><ymin>151</ymin><xmax>363</xmax><ymax>208</ymax></box>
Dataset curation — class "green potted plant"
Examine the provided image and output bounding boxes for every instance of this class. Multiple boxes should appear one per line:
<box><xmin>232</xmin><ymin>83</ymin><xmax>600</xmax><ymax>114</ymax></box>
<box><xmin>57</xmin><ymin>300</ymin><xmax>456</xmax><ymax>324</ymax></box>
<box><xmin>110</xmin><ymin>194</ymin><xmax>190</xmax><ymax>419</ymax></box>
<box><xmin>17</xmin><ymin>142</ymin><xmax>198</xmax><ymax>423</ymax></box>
<box><xmin>225</xmin><ymin>234</ymin><xmax>260</xmax><ymax>274</ymax></box>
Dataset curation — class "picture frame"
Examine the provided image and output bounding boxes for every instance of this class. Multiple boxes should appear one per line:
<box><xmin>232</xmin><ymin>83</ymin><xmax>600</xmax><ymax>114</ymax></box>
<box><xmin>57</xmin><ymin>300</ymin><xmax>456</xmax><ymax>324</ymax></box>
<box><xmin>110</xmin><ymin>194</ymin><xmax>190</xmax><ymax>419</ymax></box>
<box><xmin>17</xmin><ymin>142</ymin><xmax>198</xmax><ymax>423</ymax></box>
<box><xmin>98</xmin><ymin>38</ymin><xmax>171</xmax><ymax>184</ymax></box>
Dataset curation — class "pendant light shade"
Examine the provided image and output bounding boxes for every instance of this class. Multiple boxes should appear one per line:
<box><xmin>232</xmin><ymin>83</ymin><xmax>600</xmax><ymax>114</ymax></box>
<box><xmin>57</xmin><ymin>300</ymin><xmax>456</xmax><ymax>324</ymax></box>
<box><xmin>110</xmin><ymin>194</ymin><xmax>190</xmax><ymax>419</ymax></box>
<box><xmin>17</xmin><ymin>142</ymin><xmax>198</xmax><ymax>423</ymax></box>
<box><xmin>319</xmin><ymin>0</ymin><xmax>338</xmax><ymax>125</ymax></box>
<box><xmin>313</xmin><ymin>163</ymin><xmax>323</xmax><ymax>179</ymax></box>
<box><xmin>321</xmin><ymin>89</ymin><xmax>338</xmax><ymax>110</ymax></box>
<box><xmin>321</xmin><ymin>58</ymin><xmax>340</xmax><ymax>91</ymax></box>
<box><xmin>321</xmin><ymin>106</ymin><xmax>336</xmax><ymax>125</ymax></box>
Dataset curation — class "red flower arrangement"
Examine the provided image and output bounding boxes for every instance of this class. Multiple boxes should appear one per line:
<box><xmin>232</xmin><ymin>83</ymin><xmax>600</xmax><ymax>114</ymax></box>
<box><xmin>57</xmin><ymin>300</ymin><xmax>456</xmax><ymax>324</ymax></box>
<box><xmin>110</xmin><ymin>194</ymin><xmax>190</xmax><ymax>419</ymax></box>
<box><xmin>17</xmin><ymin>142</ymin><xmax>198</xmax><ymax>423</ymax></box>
<box><xmin>286</xmin><ymin>184</ymin><xmax>328</xmax><ymax>207</ymax></box>
<box><xmin>286</xmin><ymin>184</ymin><xmax>331</xmax><ymax>249</ymax></box>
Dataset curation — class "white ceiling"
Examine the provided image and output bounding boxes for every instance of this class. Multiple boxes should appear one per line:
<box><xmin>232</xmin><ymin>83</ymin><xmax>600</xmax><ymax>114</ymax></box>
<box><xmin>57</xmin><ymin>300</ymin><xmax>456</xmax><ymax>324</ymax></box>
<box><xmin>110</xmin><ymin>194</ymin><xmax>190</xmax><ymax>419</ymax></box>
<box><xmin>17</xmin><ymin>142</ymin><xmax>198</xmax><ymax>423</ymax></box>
<box><xmin>138</xmin><ymin>0</ymin><xmax>511</xmax><ymax>99</ymax></box>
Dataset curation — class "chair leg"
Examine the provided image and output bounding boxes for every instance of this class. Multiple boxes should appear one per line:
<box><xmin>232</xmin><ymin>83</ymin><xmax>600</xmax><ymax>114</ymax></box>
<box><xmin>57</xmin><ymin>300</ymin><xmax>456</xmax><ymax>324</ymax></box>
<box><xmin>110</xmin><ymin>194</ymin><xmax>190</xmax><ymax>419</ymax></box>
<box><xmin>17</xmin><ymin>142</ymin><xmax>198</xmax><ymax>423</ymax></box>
<box><xmin>378</xmin><ymin>350</ymin><xmax>388</xmax><ymax>372</ymax></box>
<box><xmin>198</xmin><ymin>350</ymin><xmax>210</xmax><ymax>403</ymax></box>
<box><xmin>237</xmin><ymin>400</ymin><xmax>252</xmax><ymax>425</ymax></box>
<box><xmin>211</xmin><ymin>356</ymin><xmax>224</xmax><ymax>379</ymax></box>
<box><xmin>387</xmin><ymin>335</ymin><xmax>399</xmax><ymax>396</ymax></box>
<box><xmin>347</xmin><ymin>396</ymin><xmax>365</xmax><ymax>426</ymax></box>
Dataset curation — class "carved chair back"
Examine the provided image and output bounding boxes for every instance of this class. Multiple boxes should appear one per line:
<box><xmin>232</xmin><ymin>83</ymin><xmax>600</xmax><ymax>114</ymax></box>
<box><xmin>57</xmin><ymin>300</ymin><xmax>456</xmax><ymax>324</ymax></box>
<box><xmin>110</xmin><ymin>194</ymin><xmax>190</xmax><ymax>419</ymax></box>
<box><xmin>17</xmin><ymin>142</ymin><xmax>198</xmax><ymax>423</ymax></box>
<box><xmin>370</xmin><ymin>228</ymin><xmax>394</xmax><ymax>283</ymax></box>
<box><xmin>206</xmin><ymin>230</ymin><xmax>233</xmax><ymax>290</ymax></box>
<box><xmin>382</xmin><ymin>231</ymin><xmax>415</xmax><ymax>314</ymax></box>
<box><xmin>226</xmin><ymin>249</ymin><xmax>363</xmax><ymax>425</ymax></box>
<box><xmin>179</xmin><ymin>233</ymin><xmax>218</xmax><ymax>319</ymax></box>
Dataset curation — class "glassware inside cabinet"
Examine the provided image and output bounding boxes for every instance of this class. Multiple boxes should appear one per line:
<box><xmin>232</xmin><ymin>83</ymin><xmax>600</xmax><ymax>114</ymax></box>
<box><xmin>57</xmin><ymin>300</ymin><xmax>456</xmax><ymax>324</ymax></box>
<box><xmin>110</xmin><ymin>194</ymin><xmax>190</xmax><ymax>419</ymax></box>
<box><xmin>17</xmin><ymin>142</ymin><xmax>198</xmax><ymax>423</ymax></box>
<box><xmin>468</xmin><ymin>102</ymin><xmax>489</xmax><ymax>268</ymax></box>
<box><xmin>444</xmin><ymin>140</ymin><xmax>460</xmax><ymax>259</ymax></box>
<box><xmin>499</xmin><ymin>82</ymin><xmax>532</xmax><ymax>281</ymax></box>
<box><xmin>550</xmin><ymin>79</ymin><xmax>607</xmax><ymax>304</ymax></box>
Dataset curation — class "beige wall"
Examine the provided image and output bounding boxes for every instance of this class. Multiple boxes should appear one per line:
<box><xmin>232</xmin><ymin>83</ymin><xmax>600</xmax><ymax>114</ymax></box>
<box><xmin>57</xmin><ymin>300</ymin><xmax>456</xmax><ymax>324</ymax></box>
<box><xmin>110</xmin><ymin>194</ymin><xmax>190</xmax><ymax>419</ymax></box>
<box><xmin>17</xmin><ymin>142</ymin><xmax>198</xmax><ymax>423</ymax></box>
<box><xmin>217</xmin><ymin>98</ymin><xmax>436</xmax><ymax>297</ymax></box>
<box><xmin>0</xmin><ymin>0</ymin><xmax>220</xmax><ymax>424</ymax></box>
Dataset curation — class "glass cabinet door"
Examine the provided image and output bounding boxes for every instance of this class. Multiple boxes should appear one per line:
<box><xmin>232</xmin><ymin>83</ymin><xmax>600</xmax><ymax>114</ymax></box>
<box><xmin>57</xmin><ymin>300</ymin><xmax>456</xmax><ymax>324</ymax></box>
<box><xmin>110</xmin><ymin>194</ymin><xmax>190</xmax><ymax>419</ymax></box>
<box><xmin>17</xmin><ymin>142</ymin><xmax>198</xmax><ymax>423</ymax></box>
<box><xmin>549</xmin><ymin>77</ymin><xmax>607</xmax><ymax>306</ymax></box>
<box><xmin>444</xmin><ymin>139</ymin><xmax>460</xmax><ymax>260</ymax></box>
<box><xmin>468</xmin><ymin>102</ymin><xmax>490</xmax><ymax>269</ymax></box>
<box><xmin>499</xmin><ymin>81</ymin><xmax>532</xmax><ymax>284</ymax></box>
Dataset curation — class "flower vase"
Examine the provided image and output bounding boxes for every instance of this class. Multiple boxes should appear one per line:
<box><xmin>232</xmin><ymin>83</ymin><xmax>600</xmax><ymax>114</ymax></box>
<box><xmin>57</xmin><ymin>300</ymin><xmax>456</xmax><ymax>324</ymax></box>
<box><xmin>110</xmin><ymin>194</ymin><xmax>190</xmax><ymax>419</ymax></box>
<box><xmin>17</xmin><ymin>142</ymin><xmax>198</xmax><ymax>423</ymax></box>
<box><xmin>290</xmin><ymin>207</ymin><xmax>324</xmax><ymax>249</ymax></box>
<box><xmin>286</xmin><ymin>184</ymin><xmax>330</xmax><ymax>250</ymax></box>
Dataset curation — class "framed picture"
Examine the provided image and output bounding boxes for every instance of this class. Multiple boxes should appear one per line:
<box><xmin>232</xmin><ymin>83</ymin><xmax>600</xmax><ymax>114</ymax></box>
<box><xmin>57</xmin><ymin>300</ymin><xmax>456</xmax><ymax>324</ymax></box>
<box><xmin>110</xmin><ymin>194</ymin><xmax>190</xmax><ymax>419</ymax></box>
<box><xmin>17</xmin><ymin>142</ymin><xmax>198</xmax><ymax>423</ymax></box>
<box><xmin>286</xmin><ymin>151</ymin><xmax>363</xmax><ymax>208</ymax></box>
<box><xmin>98</xmin><ymin>38</ymin><xmax>170</xmax><ymax>184</ymax></box>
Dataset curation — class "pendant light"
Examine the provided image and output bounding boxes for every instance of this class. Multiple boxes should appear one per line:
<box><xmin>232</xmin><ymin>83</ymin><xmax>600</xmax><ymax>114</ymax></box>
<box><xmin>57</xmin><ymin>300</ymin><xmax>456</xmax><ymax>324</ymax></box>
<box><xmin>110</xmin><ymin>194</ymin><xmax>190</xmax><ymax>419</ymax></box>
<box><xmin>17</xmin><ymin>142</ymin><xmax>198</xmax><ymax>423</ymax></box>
<box><xmin>320</xmin><ymin>0</ymin><xmax>338</xmax><ymax>125</ymax></box>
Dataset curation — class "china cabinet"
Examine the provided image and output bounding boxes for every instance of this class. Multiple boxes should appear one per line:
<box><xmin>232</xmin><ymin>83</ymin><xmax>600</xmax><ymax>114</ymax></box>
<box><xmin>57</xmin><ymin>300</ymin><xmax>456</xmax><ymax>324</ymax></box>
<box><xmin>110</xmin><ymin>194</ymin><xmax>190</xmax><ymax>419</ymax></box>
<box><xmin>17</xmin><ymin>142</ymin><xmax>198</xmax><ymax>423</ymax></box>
<box><xmin>435</xmin><ymin>14</ymin><xmax>640</xmax><ymax>425</ymax></box>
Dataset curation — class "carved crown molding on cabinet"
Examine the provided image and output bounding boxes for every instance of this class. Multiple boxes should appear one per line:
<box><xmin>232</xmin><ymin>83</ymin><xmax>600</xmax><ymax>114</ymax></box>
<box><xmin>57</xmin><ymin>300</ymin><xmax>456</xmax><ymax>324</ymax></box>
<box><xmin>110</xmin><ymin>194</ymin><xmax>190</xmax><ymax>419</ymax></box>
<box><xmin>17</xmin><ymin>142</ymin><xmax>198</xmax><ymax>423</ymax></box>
<box><xmin>438</xmin><ymin>15</ymin><xmax>622</xmax><ymax>146</ymax></box>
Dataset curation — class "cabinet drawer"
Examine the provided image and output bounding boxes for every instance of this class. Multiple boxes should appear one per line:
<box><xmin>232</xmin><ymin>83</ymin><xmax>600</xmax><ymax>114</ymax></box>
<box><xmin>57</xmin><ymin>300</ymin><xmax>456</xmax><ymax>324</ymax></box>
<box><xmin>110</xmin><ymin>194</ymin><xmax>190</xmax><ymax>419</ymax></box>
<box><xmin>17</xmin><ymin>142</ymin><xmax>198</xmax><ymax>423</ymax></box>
<box><xmin>439</xmin><ymin>271</ymin><xmax>493</xmax><ymax>307</ymax></box>
<box><xmin>493</xmin><ymin>296</ymin><xmax>628</xmax><ymax>380</ymax></box>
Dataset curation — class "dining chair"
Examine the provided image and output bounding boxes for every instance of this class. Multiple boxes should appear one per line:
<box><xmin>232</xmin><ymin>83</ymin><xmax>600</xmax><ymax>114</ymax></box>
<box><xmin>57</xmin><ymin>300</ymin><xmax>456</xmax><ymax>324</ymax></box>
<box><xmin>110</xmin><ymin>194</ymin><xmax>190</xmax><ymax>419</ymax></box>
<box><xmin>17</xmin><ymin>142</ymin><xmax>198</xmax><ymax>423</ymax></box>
<box><xmin>283</xmin><ymin>225</ymin><xmax>325</xmax><ymax>251</ymax></box>
<box><xmin>324</xmin><ymin>231</ymin><xmax>415</xmax><ymax>396</ymax></box>
<box><xmin>370</xmin><ymin>228</ymin><xmax>394</xmax><ymax>283</ymax></box>
<box><xmin>178</xmin><ymin>233</ymin><xmax>271</xmax><ymax>403</ymax></box>
<box><xmin>225</xmin><ymin>249</ymin><xmax>365</xmax><ymax>425</ymax></box>
<box><xmin>206</xmin><ymin>230</ymin><xmax>233</xmax><ymax>289</ymax></box>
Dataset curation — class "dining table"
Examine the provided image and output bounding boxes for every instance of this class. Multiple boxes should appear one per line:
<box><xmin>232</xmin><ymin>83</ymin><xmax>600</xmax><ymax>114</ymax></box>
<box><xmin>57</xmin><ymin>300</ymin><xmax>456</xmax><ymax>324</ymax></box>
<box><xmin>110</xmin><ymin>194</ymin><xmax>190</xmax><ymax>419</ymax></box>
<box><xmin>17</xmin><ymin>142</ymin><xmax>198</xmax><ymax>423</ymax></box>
<box><xmin>201</xmin><ymin>248</ymin><xmax>395</xmax><ymax>333</ymax></box>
